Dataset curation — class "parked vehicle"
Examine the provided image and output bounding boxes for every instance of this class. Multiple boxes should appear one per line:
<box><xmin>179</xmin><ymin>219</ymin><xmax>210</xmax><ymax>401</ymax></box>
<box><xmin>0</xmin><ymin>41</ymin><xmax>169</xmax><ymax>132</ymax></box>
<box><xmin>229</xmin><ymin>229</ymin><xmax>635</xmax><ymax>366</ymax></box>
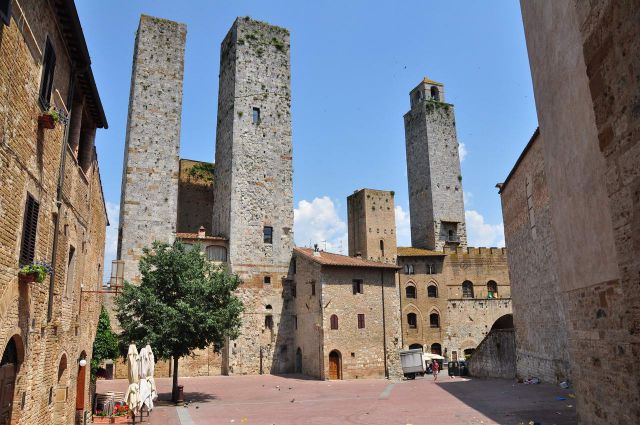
<box><xmin>399</xmin><ymin>349</ymin><xmax>425</xmax><ymax>379</ymax></box>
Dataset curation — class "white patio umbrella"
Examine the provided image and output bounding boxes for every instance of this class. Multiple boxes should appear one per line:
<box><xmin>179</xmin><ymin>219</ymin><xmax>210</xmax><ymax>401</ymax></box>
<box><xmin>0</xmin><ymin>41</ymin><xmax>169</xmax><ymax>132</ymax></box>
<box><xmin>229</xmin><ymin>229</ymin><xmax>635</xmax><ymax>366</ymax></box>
<box><xmin>145</xmin><ymin>345</ymin><xmax>157</xmax><ymax>402</ymax></box>
<box><xmin>137</xmin><ymin>346</ymin><xmax>154</xmax><ymax>412</ymax></box>
<box><xmin>125</xmin><ymin>344</ymin><xmax>140</xmax><ymax>415</ymax></box>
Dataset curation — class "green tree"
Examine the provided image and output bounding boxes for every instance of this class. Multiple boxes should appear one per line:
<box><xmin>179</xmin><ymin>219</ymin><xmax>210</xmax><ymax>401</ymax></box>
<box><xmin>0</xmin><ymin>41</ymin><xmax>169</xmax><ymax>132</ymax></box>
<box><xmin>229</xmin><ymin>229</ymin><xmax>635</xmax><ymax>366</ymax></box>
<box><xmin>115</xmin><ymin>241</ymin><xmax>243</xmax><ymax>402</ymax></box>
<box><xmin>91</xmin><ymin>305</ymin><xmax>119</xmax><ymax>382</ymax></box>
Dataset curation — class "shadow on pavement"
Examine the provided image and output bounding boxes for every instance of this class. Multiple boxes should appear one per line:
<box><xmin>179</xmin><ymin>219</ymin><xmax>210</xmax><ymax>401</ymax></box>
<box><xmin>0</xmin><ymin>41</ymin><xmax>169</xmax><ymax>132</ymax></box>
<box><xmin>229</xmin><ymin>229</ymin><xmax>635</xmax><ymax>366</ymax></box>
<box><xmin>436</xmin><ymin>377</ymin><xmax>578</xmax><ymax>425</ymax></box>
<box><xmin>156</xmin><ymin>391</ymin><xmax>217</xmax><ymax>404</ymax></box>
<box><xmin>271</xmin><ymin>373</ymin><xmax>319</xmax><ymax>381</ymax></box>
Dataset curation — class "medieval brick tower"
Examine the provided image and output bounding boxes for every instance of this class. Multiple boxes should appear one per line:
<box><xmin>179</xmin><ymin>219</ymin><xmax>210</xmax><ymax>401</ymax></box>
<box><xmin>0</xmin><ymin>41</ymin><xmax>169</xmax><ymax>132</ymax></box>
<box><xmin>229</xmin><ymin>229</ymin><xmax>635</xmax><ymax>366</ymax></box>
<box><xmin>347</xmin><ymin>189</ymin><xmax>398</xmax><ymax>264</ymax></box>
<box><xmin>404</xmin><ymin>78</ymin><xmax>467</xmax><ymax>251</ymax></box>
<box><xmin>212</xmin><ymin>17</ymin><xmax>294</xmax><ymax>374</ymax></box>
<box><xmin>117</xmin><ymin>16</ymin><xmax>187</xmax><ymax>284</ymax></box>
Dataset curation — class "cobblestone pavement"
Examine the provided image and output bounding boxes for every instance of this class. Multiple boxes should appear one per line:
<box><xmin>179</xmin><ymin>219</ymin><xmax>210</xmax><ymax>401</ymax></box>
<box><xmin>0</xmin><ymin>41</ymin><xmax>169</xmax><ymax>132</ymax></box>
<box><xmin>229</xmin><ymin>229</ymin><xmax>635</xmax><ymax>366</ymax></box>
<box><xmin>96</xmin><ymin>374</ymin><xmax>577</xmax><ymax>425</ymax></box>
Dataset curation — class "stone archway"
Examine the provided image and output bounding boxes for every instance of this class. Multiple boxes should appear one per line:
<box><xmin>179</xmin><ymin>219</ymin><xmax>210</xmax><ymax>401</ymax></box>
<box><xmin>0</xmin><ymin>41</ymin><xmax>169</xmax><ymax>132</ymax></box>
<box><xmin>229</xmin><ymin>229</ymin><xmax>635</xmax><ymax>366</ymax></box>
<box><xmin>0</xmin><ymin>335</ymin><xmax>23</xmax><ymax>425</ymax></box>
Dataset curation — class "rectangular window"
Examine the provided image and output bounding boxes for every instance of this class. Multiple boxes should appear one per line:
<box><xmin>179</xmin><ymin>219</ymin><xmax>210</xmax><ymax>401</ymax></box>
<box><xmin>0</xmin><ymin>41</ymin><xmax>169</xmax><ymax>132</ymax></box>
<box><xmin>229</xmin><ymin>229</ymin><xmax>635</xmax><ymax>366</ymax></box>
<box><xmin>357</xmin><ymin>314</ymin><xmax>365</xmax><ymax>329</ymax></box>
<box><xmin>311</xmin><ymin>280</ymin><xmax>316</xmax><ymax>296</ymax></box>
<box><xmin>426</xmin><ymin>264</ymin><xmax>434</xmax><ymax>274</ymax></box>
<box><xmin>293</xmin><ymin>315</ymin><xmax>298</xmax><ymax>330</ymax></box>
<box><xmin>39</xmin><ymin>37</ymin><xmax>56</xmax><ymax>109</ymax></box>
<box><xmin>65</xmin><ymin>246</ymin><xmax>76</xmax><ymax>298</ymax></box>
<box><xmin>0</xmin><ymin>0</ymin><xmax>11</xmax><ymax>26</ymax></box>
<box><xmin>263</xmin><ymin>276</ymin><xmax>271</xmax><ymax>285</ymax></box>
<box><xmin>252</xmin><ymin>107</ymin><xmax>260</xmax><ymax>124</ymax></box>
<box><xmin>291</xmin><ymin>282</ymin><xmax>296</xmax><ymax>298</ymax></box>
<box><xmin>263</xmin><ymin>226</ymin><xmax>273</xmax><ymax>244</ymax></box>
<box><xmin>19</xmin><ymin>194</ymin><xmax>40</xmax><ymax>266</ymax></box>
<box><xmin>352</xmin><ymin>279</ymin><xmax>364</xmax><ymax>295</ymax></box>
<box><xmin>265</xmin><ymin>315</ymin><xmax>273</xmax><ymax>330</ymax></box>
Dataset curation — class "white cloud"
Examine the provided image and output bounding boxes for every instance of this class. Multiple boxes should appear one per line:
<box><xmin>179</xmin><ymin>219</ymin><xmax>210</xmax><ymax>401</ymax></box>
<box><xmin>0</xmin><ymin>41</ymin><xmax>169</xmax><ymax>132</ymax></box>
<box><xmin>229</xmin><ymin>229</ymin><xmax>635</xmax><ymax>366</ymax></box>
<box><xmin>458</xmin><ymin>142</ymin><xmax>468</xmax><ymax>162</ymax></box>
<box><xmin>394</xmin><ymin>205</ymin><xmax>411</xmax><ymax>247</ymax></box>
<box><xmin>465</xmin><ymin>210</ymin><xmax>505</xmax><ymax>247</ymax></box>
<box><xmin>294</xmin><ymin>197</ymin><xmax>347</xmax><ymax>254</ymax></box>
<box><xmin>463</xmin><ymin>191</ymin><xmax>473</xmax><ymax>207</ymax></box>
<box><xmin>103</xmin><ymin>201</ymin><xmax>119</xmax><ymax>282</ymax></box>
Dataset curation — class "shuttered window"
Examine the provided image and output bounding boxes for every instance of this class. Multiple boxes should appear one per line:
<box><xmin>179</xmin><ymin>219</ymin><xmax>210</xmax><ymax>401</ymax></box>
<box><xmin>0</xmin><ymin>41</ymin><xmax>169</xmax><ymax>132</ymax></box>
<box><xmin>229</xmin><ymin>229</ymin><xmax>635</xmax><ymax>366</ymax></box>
<box><xmin>0</xmin><ymin>0</ymin><xmax>12</xmax><ymax>26</ymax></box>
<box><xmin>357</xmin><ymin>314</ymin><xmax>365</xmax><ymax>329</ymax></box>
<box><xmin>39</xmin><ymin>37</ymin><xmax>56</xmax><ymax>109</ymax></box>
<box><xmin>19</xmin><ymin>194</ymin><xmax>40</xmax><ymax>266</ymax></box>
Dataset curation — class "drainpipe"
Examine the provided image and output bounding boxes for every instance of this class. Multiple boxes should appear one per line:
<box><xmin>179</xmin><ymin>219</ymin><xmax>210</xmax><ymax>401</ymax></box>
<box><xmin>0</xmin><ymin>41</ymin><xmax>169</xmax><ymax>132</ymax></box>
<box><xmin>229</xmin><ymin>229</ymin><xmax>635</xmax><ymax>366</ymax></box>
<box><xmin>381</xmin><ymin>269</ymin><xmax>388</xmax><ymax>378</ymax></box>
<box><xmin>47</xmin><ymin>72</ymin><xmax>76</xmax><ymax>322</ymax></box>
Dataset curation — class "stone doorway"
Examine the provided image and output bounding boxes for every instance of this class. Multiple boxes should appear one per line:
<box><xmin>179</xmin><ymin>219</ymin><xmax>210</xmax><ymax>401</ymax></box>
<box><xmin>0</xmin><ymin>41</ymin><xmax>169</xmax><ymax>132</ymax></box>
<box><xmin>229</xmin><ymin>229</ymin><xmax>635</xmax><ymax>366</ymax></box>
<box><xmin>328</xmin><ymin>350</ymin><xmax>341</xmax><ymax>380</ymax></box>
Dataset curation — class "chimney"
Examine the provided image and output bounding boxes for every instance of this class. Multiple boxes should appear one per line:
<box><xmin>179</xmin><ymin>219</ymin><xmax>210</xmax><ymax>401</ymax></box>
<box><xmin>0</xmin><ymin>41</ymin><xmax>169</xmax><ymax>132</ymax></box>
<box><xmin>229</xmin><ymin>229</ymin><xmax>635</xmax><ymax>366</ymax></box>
<box><xmin>313</xmin><ymin>244</ymin><xmax>321</xmax><ymax>257</ymax></box>
<box><xmin>198</xmin><ymin>226</ymin><xmax>206</xmax><ymax>239</ymax></box>
<box><xmin>355</xmin><ymin>251</ymin><xmax>362</xmax><ymax>259</ymax></box>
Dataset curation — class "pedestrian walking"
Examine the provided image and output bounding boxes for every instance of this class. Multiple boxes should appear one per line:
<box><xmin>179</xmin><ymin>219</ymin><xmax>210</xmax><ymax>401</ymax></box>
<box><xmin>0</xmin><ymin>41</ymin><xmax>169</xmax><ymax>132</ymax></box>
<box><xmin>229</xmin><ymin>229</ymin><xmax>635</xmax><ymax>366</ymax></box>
<box><xmin>432</xmin><ymin>360</ymin><xmax>440</xmax><ymax>381</ymax></box>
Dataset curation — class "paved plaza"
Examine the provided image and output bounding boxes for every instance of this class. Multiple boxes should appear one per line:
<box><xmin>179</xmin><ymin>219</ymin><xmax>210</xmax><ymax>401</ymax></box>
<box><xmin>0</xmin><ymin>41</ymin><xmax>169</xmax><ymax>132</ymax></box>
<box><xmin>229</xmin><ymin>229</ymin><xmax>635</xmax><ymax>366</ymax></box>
<box><xmin>96</xmin><ymin>374</ymin><xmax>577</xmax><ymax>425</ymax></box>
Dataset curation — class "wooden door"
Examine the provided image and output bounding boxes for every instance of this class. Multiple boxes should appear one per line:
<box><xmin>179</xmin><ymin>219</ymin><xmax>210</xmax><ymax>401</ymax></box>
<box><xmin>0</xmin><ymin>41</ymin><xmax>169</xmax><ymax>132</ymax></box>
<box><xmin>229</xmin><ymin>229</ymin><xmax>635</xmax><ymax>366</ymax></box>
<box><xmin>328</xmin><ymin>351</ymin><xmax>340</xmax><ymax>380</ymax></box>
<box><xmin>75</xmin><ymin>364</ymin><xmax>86</xmax><ymax>410</ymax></box>
<box><xmin>0</xmin><ymin>364</ymin><xmax>16</xmax><ymax>425</ymax></box>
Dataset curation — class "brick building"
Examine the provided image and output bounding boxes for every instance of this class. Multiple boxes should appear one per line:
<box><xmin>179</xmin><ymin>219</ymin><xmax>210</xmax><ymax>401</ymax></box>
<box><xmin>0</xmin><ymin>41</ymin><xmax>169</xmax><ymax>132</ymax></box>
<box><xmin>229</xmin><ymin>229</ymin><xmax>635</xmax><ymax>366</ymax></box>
<box><xmin>0</xmin><ymin>0</ymin><xmax>108</xmax><ymax>423</ymax></box>
<box><xmin>499</xmin><ymin>2</ymin><xmax>640</xmax><ymax>423</ymax></box>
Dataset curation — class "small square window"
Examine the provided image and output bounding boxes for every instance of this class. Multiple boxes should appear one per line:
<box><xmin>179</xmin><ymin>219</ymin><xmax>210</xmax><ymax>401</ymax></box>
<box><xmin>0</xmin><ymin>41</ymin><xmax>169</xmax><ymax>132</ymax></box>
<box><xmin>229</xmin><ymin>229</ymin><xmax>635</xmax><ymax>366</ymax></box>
<box><xmin>264</xmin><ymin>276</ymin><xmax>271</xmax><ymax>285</ymax></box>
<box><xmin>263</xmin><ymin>226</ymin><xmax>273</xmax><ymax>244</ymax></box>
<box><xmin>252</xmin><ymin>107</ymin><xmax>261</xmax><ymax>124</ymax></box>
<box><xmin>352</xmin><ymin>279</ymin><xmax>364</xmax><ymax>295</ymax></box>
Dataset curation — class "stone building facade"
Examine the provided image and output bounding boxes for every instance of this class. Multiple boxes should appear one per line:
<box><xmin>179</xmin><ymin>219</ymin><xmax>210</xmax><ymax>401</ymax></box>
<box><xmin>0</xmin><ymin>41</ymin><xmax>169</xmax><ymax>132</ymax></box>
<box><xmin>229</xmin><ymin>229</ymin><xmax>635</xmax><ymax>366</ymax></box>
<box><xmin>499</xmin><ymin>2</ymin><xmax>640</xmax><ymax>423</ymax></box>
<box><xmin>117</xmin><ymin>15</ymin><xmax>186</xmax><ymax>285</ymax></box>
<box><xmin>176</xmin><ymin>159</ymin><xmax>214</xmax><ymax>235</ymax></box>
<box><xmin>0</xmin><ymin>0</ymin><xmax>108</xmax><ymax>423</ymax></box>
<box><xmin>291</xmin><ymin>248</ymin><xmax>402</xmax><ymax>380</ymax></box>
<box><xmin>347</xmin><ymin>189</ymin><xmax>397</xmax><ymax>264</ymax></box>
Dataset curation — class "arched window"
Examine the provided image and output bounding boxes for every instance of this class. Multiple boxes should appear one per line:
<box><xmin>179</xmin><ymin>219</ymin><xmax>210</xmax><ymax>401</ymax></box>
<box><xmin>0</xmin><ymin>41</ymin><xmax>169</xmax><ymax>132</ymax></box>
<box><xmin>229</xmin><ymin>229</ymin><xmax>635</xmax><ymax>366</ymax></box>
<box><xmin>431</xmin><ymin>343</ymin><xmax>442</xmax><ymax>355</ymax></box>
<box><xmin>409</xmin><ymin>343</ymin><xmax>423</xmax><ymax>351</ymax></box>
<box><xmin>407</xmin><ymin>313</ymin><xmax>417</xmax><ymax>329</ymax></box>
<box><xmin>206</xmin><ymin>245</ymin><xmax>227</xmax><ymax>262</ymax></box>
<box><xmin>487</xmin><ymin>280</ymin><xmax>498</xmax><ymax>298</ymax></box>
<box><xmin>430</xmin><ymin>86</ymin><xmax>440</xmax><ymax>101</ymax></box>
<box><xmin>429</xmin><ymin>312</ymin><xmax>440</xmax><ymax>328</ymax></box>
<box><xmin>427</xmin><ymin>285</ymin><xmax>438</xmax><ymax>298</ymax></box>
<box><xmin>405</xmin><ymin>285</ymin><xmax>416</xmax><ymax>299</ymax></box>
<box><xmin>462</xmin><ymin>280</ymin><xmax>474</xmax><ymax>298</ymax></box>
<box><xmin>330</xmin><ymin>315</ymin><xmax>339</xmax><ymax>330</ymax></box>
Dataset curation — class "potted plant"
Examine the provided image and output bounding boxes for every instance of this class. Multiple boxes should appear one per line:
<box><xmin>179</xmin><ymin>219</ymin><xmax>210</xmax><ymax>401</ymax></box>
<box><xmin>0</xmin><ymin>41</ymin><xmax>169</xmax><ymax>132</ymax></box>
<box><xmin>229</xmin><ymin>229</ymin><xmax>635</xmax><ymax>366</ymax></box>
<box><xmin>18</xmin><ymin>260</ymin><xmax>53</xmax><ymax>284</ymax></box>
<box><xmin>111</xmin><ymin>404</ymin><xmax>130</xmax><ymax>423</ymax></box>
<box><xmin>38</xmin><ymin>107</ymin><xmax>60</xmax><ymax>129</ymax></box>
<box><xmin>92</xmin><ymin>410</ymin><xmax>110</xmax><ymax>424</ymax></box>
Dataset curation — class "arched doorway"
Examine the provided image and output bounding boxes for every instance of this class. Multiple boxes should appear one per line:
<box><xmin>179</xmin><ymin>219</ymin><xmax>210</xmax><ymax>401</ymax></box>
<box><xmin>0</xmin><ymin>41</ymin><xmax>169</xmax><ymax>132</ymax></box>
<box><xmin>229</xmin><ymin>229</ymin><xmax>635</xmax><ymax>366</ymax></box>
<box><xmin>430</xmin><ymin>343</ymin><xmax>442</xmax><ymax>355</ymax></box>
<box><xmin>76</xmin><ymin>351</ymin><xmax>87</xmax><ymax>412</ymax></box>
<box><xmin>491</xmin><ymin>314</ymin><xmax>514</xmax><ymax>330</ymax></box>
<box><xmin>0</xmin><ymin>337</ymin><xmax>21</xmax><ymax>425</ymax></box>
<box><xmin>295</xmin><ymin>348</ymin><xmax>302</xmax><ymax>374</ymax></box>
<box><xmin>408</xmin><ymin>343</ymin><xmax>423</xmax><ymax>351</ymax></box>
<box><xmin>328</xmin><ymin>350</ymin><xmax>341</xmax><ymax>380</ymax></box>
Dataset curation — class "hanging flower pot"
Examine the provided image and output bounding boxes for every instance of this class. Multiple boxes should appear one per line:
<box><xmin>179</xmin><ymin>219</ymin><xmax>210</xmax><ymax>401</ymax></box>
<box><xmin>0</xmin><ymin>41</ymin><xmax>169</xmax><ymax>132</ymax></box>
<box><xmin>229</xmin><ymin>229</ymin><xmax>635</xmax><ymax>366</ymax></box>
<box><xmin>38</xmin><ymin>108</ymin><xmax>60</xmax><ymax>129</ymax></box>
<box><xmin>18</xmin><ymin>271</ymin><xmax>39</xmax><ymax>284</ymax></box>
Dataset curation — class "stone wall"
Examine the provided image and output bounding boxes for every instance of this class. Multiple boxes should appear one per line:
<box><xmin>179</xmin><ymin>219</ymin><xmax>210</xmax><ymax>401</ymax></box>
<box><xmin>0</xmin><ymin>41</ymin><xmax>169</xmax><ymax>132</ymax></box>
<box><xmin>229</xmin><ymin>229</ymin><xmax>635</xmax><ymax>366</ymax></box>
<box><xmin>211</xmin><ymin>17</ymin><xmax>294</xmax><ymax>375</ymax></box>
<box><xmin>176</xmin><ymin>159</ymin><xmax>214</xmax><ymax>234</ymax></box>
<box><xmin>499</xmin><ymin>132</ymin><xmax>570</xmax><ymax>383</ymax></box>
<box><xmin>347</xmin><ymin>189</ymin><xmax>397</xmax><ymax>264</ymax></box>
<box><xmin>404</xmin><ymin>79</ymin><xmax>466</xmax><ymax>251</ymax></box>
<box><xmin>515</xmin><ymin>2</ymin><xmax>639</xmax><ymax>422</ymax></box>
<box><xmin>0</xmin><ymin>1</ymin><xmax>107</xmax><ymax>423</ymax></box>
<box><xmin>118</xmin><ymin>15</ymin><xmax>186</xmax><ymax>284</ymax></box>
<box><xmin>467</xmin><ymin>329</ymin><xmax>516</xmax><ymax>379</ymax></box>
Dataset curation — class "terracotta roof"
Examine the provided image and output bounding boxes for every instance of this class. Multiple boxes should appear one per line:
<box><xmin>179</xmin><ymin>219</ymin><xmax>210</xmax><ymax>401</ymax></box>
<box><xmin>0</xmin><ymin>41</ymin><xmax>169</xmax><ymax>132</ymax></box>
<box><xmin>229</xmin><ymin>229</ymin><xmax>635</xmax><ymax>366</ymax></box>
<box><xmin>294</xmin><ymin>247</ymin><xmax>400</xmax><ymax>269</ymax></box>
<box><xmin>176</xmin><ymin>232</ymin><xmax>227</xmax><ymax>241</ymax></box>
<box><xmin>397</xmin><ymin>247</ymin><xmax>446</xmax><ymax>257</ymax></box>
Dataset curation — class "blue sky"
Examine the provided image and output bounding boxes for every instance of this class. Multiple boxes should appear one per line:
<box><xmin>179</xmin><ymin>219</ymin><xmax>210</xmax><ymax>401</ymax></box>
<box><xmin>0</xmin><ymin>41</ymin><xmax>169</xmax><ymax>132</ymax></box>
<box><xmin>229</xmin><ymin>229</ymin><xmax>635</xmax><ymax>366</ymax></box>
<box><xmin>75</xmin><ymin>1</ymin><xmax>537</xmax><ymax>269</ymax></box>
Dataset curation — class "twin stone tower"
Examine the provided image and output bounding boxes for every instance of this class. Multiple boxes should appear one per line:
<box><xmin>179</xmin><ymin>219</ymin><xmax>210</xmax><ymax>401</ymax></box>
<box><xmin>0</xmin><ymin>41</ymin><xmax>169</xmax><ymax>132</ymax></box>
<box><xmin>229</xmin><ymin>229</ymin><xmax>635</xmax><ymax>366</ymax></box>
<box><xmin>117</xmin><ymin>15</ymin><xmax>466</xmax><ymax>375</ymax></box>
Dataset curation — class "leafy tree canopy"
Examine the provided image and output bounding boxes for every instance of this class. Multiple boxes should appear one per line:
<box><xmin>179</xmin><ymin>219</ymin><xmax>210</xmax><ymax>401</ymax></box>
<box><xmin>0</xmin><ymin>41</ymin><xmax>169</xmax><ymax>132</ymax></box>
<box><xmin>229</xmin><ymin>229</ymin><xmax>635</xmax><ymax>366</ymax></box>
<box><xmin>115</xmin><ymin>241</ymin><xmax>243</xmax><ymax>361</ymax></box>
<box><xmin>91</xmin><ymin>305</ymin><xmax>119</xmax><ymax>382</ymax></box>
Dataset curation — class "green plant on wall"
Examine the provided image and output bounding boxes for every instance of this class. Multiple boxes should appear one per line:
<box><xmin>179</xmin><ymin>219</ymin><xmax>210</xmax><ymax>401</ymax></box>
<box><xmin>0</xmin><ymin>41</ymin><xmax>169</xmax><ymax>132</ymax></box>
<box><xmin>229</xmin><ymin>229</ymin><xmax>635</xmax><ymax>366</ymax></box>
<box><xmin>187</xmin><ymin>162</ymin><xmax>214</xmax><ymax>183</ymax></box>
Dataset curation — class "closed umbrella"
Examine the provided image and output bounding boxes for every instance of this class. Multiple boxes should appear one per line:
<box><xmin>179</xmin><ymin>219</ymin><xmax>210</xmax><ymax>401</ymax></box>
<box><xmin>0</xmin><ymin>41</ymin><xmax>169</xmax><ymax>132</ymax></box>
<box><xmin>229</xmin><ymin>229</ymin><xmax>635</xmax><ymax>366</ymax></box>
<box><xmin>138</xmin><ymin>346</ymin><xmax>153</xmax><ymax>412</ymax></box>
<box><xmin>125</xmin><ymin>344</ymin><xmax>140</xmax><ymax>415</ymax></box>
<box><xmin>145</xmin><ymin>345</ymin><xmax>157</xmax><ymax>402</ymax></box>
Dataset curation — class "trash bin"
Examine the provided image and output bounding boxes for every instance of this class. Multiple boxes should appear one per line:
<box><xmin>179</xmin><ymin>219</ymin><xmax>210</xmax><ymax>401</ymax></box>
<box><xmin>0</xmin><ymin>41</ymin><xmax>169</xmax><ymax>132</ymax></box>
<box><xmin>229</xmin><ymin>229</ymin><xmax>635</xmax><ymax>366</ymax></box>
<box><xmin>448</xmin><ymin>361</ymin><xmax>459</xmax><ymax>376</ymax></box>
<box><xmin>458</xmin><ymin>361</ymin><xmax>468</xmax><ymax>376</ymax></box>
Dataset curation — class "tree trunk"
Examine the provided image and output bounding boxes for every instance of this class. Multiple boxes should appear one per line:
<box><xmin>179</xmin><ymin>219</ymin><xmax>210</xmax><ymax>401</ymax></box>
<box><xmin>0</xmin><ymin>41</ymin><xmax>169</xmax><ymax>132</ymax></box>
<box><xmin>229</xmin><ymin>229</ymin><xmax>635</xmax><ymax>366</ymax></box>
<box><xmin>171</xmin><ymin>356</ymin><xmax>179</xmax><ymax>403</ymax></box>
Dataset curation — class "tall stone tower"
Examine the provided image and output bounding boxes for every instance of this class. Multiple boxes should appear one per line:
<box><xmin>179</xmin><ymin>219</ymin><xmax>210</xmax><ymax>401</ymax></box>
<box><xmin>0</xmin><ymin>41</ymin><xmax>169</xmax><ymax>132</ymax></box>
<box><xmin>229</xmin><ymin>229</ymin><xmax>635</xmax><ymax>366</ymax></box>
<box><xmin>117</xmin><ymin>16</ymin><xmax>187</xmax><ymax>284</ymax></box>
<box><xmin>347</xmin><ymin>189</ymin><xmax>398</xmax><ymax>264</ymax></box>
<box><xmin>212</xmin><ymin>17</ymin><xmax>294</xmax><ymax>374</ymax></box>
<box><xmin>404</xmin><ymin>78</ymin><xmax>467</xmax><ymax>251</ymax></box>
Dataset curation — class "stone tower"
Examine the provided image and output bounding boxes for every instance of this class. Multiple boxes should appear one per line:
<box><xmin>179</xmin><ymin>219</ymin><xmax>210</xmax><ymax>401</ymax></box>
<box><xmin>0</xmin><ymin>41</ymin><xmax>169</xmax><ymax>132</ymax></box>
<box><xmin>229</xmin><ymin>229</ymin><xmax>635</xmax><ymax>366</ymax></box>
<box><xmin>117</xmin><ymin>15</ymin><xmax>187</xmax><ymax>284</ymax></box>
<box><xmin>404</xmin><ymin>78</ymin><xmax>467</xmax><ymax>251</ymax></box>
<box><xmin>347</xmin><ymin>189</ymin><xmax>398</xmax><ymax>264</ymax></box>
<box><xmin>212</xmin><ymin>17</ymin><xmax>294</xmax><ymax>374</ymax></box>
